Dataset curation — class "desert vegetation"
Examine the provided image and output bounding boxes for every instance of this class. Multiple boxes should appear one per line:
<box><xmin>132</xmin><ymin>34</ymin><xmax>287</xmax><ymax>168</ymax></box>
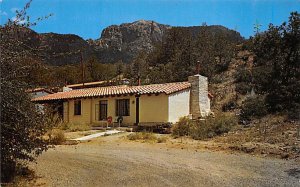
<box><xmin>47</xmin><ymin>129</ymin><xmax>66</xmax><ymax>145</ymax></box>
<box><xmin>59</xmin><ymin>122</ymin><xmax>91</xmax><ymax>132</ymax></box>
<box><xmin>127</xmin><ymin>132</ymin><xmax>168</xmax><ymax>143</ymax></box>
<box><xmin>172</xmin><ymin>114</ymin><xmax>238</xmax><ymax>140</ymax></box>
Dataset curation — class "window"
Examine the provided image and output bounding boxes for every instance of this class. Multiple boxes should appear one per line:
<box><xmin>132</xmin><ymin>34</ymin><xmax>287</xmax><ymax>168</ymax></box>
<box><xmin>116</xmin><ymin>99</ymin><xmax>130</xmax><ymax>116</ymax></box>
<box><xmin>99</xmin><ymin>100</ymin><xmax>108</xmax><ymax>120</ymax></box>
<box><xmin>74</xmin><ymin>100</ymin><xmax>81</xmax><ymax>115</ymax></box>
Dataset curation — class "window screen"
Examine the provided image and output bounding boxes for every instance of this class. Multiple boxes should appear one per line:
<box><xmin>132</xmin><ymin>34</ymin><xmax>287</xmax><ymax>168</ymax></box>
<box><xmin>116</xmin><ymin>99</ymin><xmax>130</xmax><ymax>116</ymax></box>
<box><xmin>99</xmin><ymin>100</ymin><xmax>108</xmax><ymax>120</ymax></box>
<box><xmin>74</xmin><ymin>100</ymin><xmax>81</xmax><ymax>115</ymax></box>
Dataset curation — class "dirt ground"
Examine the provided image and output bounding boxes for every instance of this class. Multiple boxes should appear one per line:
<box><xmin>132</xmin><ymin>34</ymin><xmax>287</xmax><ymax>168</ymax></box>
<box><xmin>27</xmin><ymin>132</ymin><xmax>300</xmax><ymax>187</ymax></box>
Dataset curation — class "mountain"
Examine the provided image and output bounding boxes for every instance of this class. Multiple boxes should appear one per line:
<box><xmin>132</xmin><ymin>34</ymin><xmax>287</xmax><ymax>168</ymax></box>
<box><xmin>90</xmin><ymin>21</ymin><xmax>244</xmax><ymax>63</ymax></box>
<box><xmin>175</xmin><ymin>25</ymin><xmax>244</xmax><ymax>43</ymax></box>
<box><xmin>89</xmin><ymin>20</ymin><xmax>171</xmax><ymax>63</ymax></box>
<box><xmin>1</xmin><ymin>20</ymin><xmax>244</xmax><ymax>65</ymax></box>
<box><xmin>38</xmin><ymin>33</ymin><xmax>96</xmax><ymax>65</ymax></box>
<box><xmin>0</xmin><ymin>26</ymin><xmax>96</xmax><ymax>66</ymax></box>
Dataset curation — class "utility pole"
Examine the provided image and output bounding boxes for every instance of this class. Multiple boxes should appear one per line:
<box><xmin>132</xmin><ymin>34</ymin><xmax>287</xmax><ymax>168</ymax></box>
<box><xmin>80</xmin><ymin>50</ymin><xmax>85</xmax><ymax>86</ymax></box>
<box><xmin>297</xmin><ymin>113</ymin><xmax>300</xmax><ymax>140</ymax></box>
<box><xmin>197</xmin><ymin>60</ymin><xmax>200</xmax><ymax>74</ymax></box>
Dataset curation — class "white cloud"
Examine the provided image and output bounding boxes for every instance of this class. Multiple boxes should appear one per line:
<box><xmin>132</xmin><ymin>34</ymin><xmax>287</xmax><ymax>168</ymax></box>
<box><xmin>0</xmin><ymin>10</ymin><xmax>7</xmax><ymax>16</ymax></box>
<box><xmin>12</xmin><ymin>16</ymin><xmax>26</xmax><ymax>24</ymax></box>
<box><xmin>0</xmin><ymin>0</ymin><xmax>3</xmax><ymax>3</ymax></box>
<box><xmin>10</xmin><ymin>7</ymin><xmax>19</xmax><ymax>13</ymax></box>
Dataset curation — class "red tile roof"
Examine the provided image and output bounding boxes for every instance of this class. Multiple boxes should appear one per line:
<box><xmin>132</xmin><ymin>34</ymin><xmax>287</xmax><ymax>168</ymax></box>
<box><xmin>32</xmin><ymin>82</ymin><xmax>191</xmax><ymax>102</ymax></box>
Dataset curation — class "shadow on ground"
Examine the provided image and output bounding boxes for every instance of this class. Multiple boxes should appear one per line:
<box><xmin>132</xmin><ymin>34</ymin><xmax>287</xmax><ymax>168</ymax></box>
<box><xmin>285</xmin><ymin>168</ymin><xmax>300</xmax><ymax>179</ymax></box>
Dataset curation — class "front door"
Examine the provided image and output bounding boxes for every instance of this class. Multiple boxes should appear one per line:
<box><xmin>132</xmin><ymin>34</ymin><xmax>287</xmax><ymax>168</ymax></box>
<box><xmin>99</xmin><ymin>100</ymin><xmax>108</xmax><ymax>121</ymax></box>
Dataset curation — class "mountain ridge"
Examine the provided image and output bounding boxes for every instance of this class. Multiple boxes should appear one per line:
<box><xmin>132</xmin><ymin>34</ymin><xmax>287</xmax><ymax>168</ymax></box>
<box><xmin>3</xmin><ymin>20</ymin><xmax>244</xmax><ymax>65</ymax></box>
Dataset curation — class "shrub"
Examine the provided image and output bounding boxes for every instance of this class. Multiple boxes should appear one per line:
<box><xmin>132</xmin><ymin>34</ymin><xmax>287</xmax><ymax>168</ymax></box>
<box><xmin>240</xmin><ymin>96</ymin><xmax>268</xmax><ymax>121</ymax></box>
<box><xmin>172</xmin><ymin>114</ymin><xmax>237</xmax><ymax>140</ymax></box>
<box><xmin>127</xmin><ymin>132</ymin><xmax>156</xmax><ymax>141</ymax></box>
<box><xmin>235</xmin><ymin>68</ymin><xmax>252</xmax><ymax>83</ymax></box>
<box><xmin>127</xmin><ymin>132</ymin><xmax>167</xmax><ymax>143</ymax></box>
<box><xmin>222</xmin><ymin>100</ymin><xmax>238</xmax><ymax>112</ymax></box>
<box><xmin>157</xmin><ymin>136</ymin><xmax>168</xmax><ymax>143</ymax></box>
<box><xmin>171</xmin><ymin>116</ymin><xmax>193</xmax><ymax>138</ymax></box>
<box><xmin>48</xmin><ymin>129</ymin><xmax>66</xmax><ymax>145</ymax></box>
<box><xmin>211</xmin><ymin>75</ymin><xmax>223</xmax><ymax>84</ymax></box>
<box><xmin>215</xmin><ymin>61</ymin><xmax>230</xmax><ymax>73</ymax></box>
<box><xmin>190</xmin><ymin>114</ymin><xmax>237</xmax><ymax>140</ymax></box>
<box><xmin>235</xmin><ymin>82</ymin><xmax>252</xmax><ymax>95</ymax></box>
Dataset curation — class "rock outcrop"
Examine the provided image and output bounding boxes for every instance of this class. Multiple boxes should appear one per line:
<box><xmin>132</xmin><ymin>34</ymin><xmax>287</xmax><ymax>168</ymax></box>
<box><xmin>89</xmin><ymin>20</ymin><xmax>171</xmax><ymax>63</ymax></box>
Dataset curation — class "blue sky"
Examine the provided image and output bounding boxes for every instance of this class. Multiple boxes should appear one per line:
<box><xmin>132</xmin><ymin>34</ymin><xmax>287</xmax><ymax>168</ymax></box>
<box><xmin>0</xmin><ymin>0</ymin><xmax>299</xmax><ymax>39</ymax></box>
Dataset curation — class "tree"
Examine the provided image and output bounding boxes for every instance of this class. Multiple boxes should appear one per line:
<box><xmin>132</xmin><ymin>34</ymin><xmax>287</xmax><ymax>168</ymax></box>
<box><xmin>251</xmin><ymin>12</ymin><xmax>300</xmax><ymax>117</ymax></box>
<box><xmin>0</xmin><ymin>1</ymin><xmax>53</xmax><ymax>182</ymax></box>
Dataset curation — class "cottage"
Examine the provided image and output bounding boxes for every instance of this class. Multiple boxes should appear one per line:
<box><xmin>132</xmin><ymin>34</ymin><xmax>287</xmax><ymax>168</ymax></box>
<box><xmin>33</xmin><ymin>74</ymin><xmax>211</xmax><ymax>126</ymax></box>
<box><xmin>27</xmin><ymin>88</ymin><xmax>54</xmax><ymax>113</ymax></box>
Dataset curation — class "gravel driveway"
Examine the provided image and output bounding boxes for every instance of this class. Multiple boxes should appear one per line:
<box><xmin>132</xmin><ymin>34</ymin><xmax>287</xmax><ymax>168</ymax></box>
<box><xmin>31</xmin><ymin>133</ymin><xmax>300</xmax><ymax>187</ymax></box>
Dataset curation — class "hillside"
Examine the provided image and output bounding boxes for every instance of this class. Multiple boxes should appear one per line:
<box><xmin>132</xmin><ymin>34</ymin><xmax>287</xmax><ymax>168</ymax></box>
<box><xmin>1</xmin><ymin>20</ymin><xmax>244</xmax><ymax>65</ymax></box>
<box><xmin>0</xmin><ymin>26</ymin><xmax>96</xmax><ymax>66</ymax></box>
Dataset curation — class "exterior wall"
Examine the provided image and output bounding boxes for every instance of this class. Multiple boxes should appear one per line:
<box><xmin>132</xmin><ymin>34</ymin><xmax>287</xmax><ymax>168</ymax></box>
<box><xmin>67</xmin><ymin>99</ymin><xmax>92</xmax><ymax>124</ymax></box>
<box><xmin>63</xmin><ymin>95</ymin><xmax>136</xmax><ymax>125</ymax></box>
<box><xmin>168</xmin><ymin>89</ymin><xmax>190</xmax><ymax>123</ymax></box>
<box><xmin>63</xmin><ymin>101</ymin><xmax>69</xmax><ymax>123</ymax></box>
<box><xmin>139</xmin><ymin>94</ymin><xmax>169</xmax><ymax>123</ymax></box>
<box><xmin>90</xmin><ymin>95</ymin><xmax>136</xmax><ymax>125</ymax></box>
<box><xmin>188</xmin><ymin>74</ymin><xmax>211</xmax><ymax>118</ymax></box>
<box><xmin>62</xmin><ymin>93</ymin><xmax>170</xmax><ymax>125</ymax></box>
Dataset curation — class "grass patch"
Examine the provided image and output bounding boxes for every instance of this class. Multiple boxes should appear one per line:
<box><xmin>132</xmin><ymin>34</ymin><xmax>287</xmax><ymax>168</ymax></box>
<box><xmin>157</xmin><ymin>136</ymin><xmax>168</xmax><ymax>143</ymax></box>
<box><xmin>59</xmin><ymin>122</ymin><xmax>91</xmax><ymax>132</ymax></box>
<box><xmin>127</xmin><ymin>132</ymin><xmax>168</xmax><ymax>143</ymax></box>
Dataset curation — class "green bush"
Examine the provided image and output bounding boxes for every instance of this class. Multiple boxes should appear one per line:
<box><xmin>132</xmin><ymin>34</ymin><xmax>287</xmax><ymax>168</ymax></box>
<box><xmin>190</xmin><ymin>114</ymin><xmax>237</xmax><ymax>140</ymax></box>
<box><xmin>235</xmin><ymin>68</ymin><xmax>252</xmax><ymax>83</ymax></box>
<box><xmin>222</xmin><ymin>100</ymin><xmax>238</xmax><ymax>112</ymax></box>
<box><xmin>48</xmin><ymin>129</ymin><xmax>66</xmax><ymax>145</ymax></box>
<box><xmin>172</xmin><ymin>114</ymin><xmax>237</xmax><ymax>140</ymax></box>
<box><xmin>240</xmin><ymin>96</ymin><xmax>268</xmax><ymax>120</ymax></box>
<box><xmin>171</xmin><ymin>116</ymin><xmax>193</xmax><ymax>138</ymax></box>
<box><xmin>235</xmin><ymin>82</ymin><xmax>252</xmax><ymax>95</ymax></box>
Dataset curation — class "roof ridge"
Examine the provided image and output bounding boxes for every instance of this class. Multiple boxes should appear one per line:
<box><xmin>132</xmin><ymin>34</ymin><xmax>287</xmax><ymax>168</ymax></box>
<box><xmin>33</xmin><ymin>81</ymin><xmax>191</xmax><ymax>102</ymax></box>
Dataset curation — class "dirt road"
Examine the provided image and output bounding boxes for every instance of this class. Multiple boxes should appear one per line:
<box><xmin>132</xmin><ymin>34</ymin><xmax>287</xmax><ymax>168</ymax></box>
<box><xmin>31</xmin><ymin>133</ymin><xmax>300</xmax><ymax>187</ymax></box>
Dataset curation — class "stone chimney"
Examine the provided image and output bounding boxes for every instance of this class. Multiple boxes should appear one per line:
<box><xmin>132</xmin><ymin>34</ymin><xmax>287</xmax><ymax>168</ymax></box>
<box><xmin>188</xmin><ymin>74</ymin><xmax>211</xmax><ymax>119</ymax></box>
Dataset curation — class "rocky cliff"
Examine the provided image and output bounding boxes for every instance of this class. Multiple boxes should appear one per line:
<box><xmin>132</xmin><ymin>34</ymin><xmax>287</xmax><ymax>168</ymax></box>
<box><xmin>89</xmin><ymin>20</ymin><xmax>171</xmax><ymax>63</ymax></box>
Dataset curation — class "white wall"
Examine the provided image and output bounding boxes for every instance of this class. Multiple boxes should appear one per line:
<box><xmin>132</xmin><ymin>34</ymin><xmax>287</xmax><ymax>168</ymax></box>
<box><xmin>198</xmin><ymin>75</ymin><xmax>210</xmax><ymax>116</ymax></box>
<box><xmin>30</xmin><ymin>91</ymin><xmax>50</xmax><ymax>98</ymax></box>
<box><xmin>168</xmin><ymin>89</ymin><xmax>190</xmax><ymax>123</ymax></box>
<box><xmin>30</xmin><ymin>91</ymin><xmax>50</xmax><ymax>113</ymax></box>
